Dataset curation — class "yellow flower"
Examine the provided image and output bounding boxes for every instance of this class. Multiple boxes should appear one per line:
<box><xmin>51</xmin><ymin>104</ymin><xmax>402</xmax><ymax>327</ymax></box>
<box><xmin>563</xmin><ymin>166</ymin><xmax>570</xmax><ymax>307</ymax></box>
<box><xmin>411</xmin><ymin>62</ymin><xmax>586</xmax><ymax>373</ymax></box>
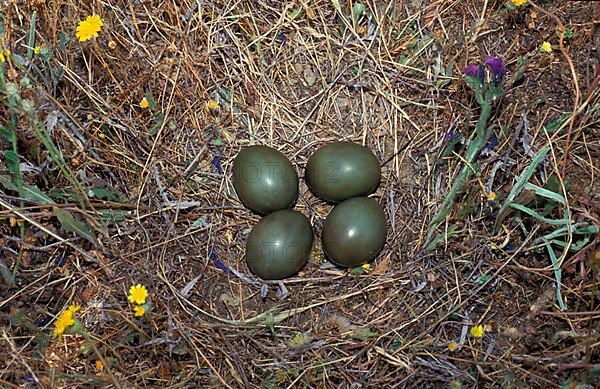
<box><xmin>0</xmin><ymin>48</ymin><xmax>12</xmax><ymax>62</ymax></box>
<box><xmin>487</xmin><ymin>192</ymin><xmax>497</xmax><ymax>201</ymax></box>
<box><xmin>0</xmin><ymin>49</ymin><xmax>10</xmax><ymax>62</ymax></box>
<box><xmin>34</xmin><ymin>46</ymin><xmax>41</xmax><ymax>55</ymax></box>
<box><xmin>95</xmin><ymin>359</ymin><xmax>103</xmax><ymax>371</ymax></box>
<box><xmin>207</xmin><ymin>99</ymin><xmax>219</xmax><ymax>110</ymax></box>
<box><xmin>510</xmin><ymin>0</ymin><xmax>527</xmax><ymax>6</ymax></box>
<box><xmin>140</xmin><ymin>97</ymin><xmax>149</xmax><ymax>109</ymax></box>
<box><xmin>68</xmin><ymin>305</ymin><xmax>81</xmax><ymax>314</ymax></box>
<box><xmin>53</xmin><ymin>304</ymin><xmax>80</xmax><ymax>337</ymax></box>
<box><xmin>128</xmin><ymin>284</ymin><xmax>149</xmax><ymax>304</ymax></box>
<box><xmin>447</xmin><ymin>342</ymin><xmax>458</xmax><ymax>352</ymax></box>
<box><xmin>470</xmin><ymin>324</ymin><xmax>484</xmax><ymax>338</ymax></box>
<box><xmin>540</xmin><ymin>41</ymin><xmax>552</xmax><ymax>53</ymax></box>
<box><xmin>76</xmin><ymin>15</ymin><xmax>103</xmax><ymax>42</ymax></box>
<box><xmin>361</xmin><ymin>263</ymin><xmax>371</xmax><ymax>271</ymax></box>
<box><xmin>133</xmin><ymin>305</ymin><xmax>146</xmax><ymax>317</ymax></box>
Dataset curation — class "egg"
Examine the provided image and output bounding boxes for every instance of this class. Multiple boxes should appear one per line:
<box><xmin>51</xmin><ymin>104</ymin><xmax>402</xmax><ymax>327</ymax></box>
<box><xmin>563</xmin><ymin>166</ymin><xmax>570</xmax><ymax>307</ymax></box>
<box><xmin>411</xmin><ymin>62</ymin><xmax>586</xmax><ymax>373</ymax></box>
<box><xmin>305</xmin><ymin>141</ymin><xmax>381</xmax><ymax>202</ymax></box>
<box><xmin>245</xmin><ymin>209</ymin><xmax>313</xmax><ymax>280</ymax></box>
<box><xmin>233</xmin><ymin>145</ymin><xmax>299</xmax><ymax>214</ymax></box>
<box><xmin>321</xmin><ymin>197</ymin><xmax>386</xmax><ymax>267</ymax></box>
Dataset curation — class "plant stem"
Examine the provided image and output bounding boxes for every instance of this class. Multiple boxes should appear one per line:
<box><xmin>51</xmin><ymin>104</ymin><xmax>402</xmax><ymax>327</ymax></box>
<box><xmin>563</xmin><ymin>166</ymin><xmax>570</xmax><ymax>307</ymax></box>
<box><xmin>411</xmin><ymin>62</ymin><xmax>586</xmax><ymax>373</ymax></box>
<box><xmin>424</xmin><ymin>102</ymin><xmax>493</xmax><ymax>250</ymax></box>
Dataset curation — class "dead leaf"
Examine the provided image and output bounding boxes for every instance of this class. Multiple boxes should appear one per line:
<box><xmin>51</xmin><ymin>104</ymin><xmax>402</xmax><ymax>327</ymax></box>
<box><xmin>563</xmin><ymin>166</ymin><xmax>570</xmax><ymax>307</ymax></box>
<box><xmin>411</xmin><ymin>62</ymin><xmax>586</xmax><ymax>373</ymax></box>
<box><xmin>499</xmin><ymin>326</ymin><xmax>523</xmax><ymax>341</ymax></box>
<box><xmin>82</xmin><ymin>287</ymin><xmax>93</xmax><ymax>302</ymax></box>
<box><xmin>302</xmin><ymin>65</ymin><xmax>316</xmax><ymax>87</ymax></box>
<box><xmin>422</xmin><ymin>3</ymin><xmax>438</xmax><ymax>26</ymax></box>
<box><xmin>427</xmin><ymin>272</ymin><xmax>437</xmax><ymax>282</ymax></box>
<box><xmin>527</xmin><ymin>289</ymin><xmax>554</xmax><ymax>320</ymax></box>
<box><xmin>180</xmin><ymin>275</ymin><xmax>201</xmax><ymax>297</ymax></box>
<box><xmin>219</xmin><ymin>292</ymin><xmax>239</xmax><ymax>307</ymax></box>
<box><xmin>371</xmin><ymin>256</ymin><xmax>390</xmax><ymax>275</ymax></box>
<box><xmin>305</xmin><ymin>5</ymin><xmax>315</xmax><ymax>20</ymax></box>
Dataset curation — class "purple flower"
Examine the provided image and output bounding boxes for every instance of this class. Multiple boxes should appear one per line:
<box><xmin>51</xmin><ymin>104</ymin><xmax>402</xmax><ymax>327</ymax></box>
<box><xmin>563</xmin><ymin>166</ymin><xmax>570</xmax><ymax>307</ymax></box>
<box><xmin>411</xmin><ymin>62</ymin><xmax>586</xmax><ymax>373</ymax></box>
<box><xmin>485</xmin><ymin>57</ymin><xmax>504</xmax><ymax>74</ymax></box>
<box><xmin>211</xmin><ymin>155</ymin><xmax>223</xmax><ymax>174</ymax></box>
<box><xmin>485</xmin><ymin>56</ymin><xmax>506</xmax><ymax>85</ymax></box>
<box><xmin>464</xmin><ymin>64</ymin><xmax>478</xmax><ymax>77</ymax></box>
<box><xmin>54</xmin><ymin>257</ymin><xmax>66</xmax><ymax>266</ymax></box>
<box><xmin>484</xmin><ymin>134</ymin><xmax>499</xmax><ymax>151</ymax></box>
<box><xmin>477</xmin><ymin>64</ymin><xmax>486</xmax><ymax>84</ymax></box>
<box><xmin>210</xmin><ymin>249</ymin><xmax>232</xmax><ymax>275</ymax></box>
<box><xmin>444</xmin><ymin>130</ymin><xmax>460</xmax><ymax>142</ymax></box>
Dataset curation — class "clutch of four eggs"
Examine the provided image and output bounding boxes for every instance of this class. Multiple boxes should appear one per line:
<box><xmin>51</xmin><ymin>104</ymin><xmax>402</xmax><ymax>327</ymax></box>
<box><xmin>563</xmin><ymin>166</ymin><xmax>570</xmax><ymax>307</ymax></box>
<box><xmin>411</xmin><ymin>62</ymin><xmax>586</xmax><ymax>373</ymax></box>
<box><xmin>233</xmin><ymin>142</ymin><xmax>386</xmax><ymax>280</ymax></box>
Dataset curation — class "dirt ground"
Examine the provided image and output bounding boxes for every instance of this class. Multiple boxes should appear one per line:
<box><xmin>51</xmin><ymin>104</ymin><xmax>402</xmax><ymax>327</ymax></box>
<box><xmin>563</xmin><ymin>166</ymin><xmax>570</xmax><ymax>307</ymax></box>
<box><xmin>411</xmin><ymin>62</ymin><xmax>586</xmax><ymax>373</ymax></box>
<box><xmin>0</xmin><ymin>0</ymin><xmax>599</xmax><ymax>387</ymax></box>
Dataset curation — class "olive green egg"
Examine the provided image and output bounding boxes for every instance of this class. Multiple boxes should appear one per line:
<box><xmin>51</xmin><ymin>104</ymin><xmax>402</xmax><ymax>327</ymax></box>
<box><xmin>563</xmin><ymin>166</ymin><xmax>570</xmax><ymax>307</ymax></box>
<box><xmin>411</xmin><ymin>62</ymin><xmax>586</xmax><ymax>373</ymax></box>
<box><xmin>305</xmin><ymin>141</ymin><xmax>381</xmax><ymax>202</ymax></box>
<box><xmin>322</xmin><ymin>197</ymin><xmax>386</xmax><ymax>267</ymax></box>
<box><xmin>233</xmin><ymin>145</ymin><xmax>299</xmax><ymax>214</ymax></box>
<box><xmin>245</xmin><ymin>210</ymin><xmax>313</xmax><ymax>280</ymax></box>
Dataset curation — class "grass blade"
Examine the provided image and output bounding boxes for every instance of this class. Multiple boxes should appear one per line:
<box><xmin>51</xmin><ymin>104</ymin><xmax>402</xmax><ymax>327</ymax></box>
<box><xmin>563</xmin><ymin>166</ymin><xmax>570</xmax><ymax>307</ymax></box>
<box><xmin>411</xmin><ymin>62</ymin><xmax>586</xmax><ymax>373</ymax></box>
<box><xmin>524</xmin><ymin>182</ymin><xmax>566</xmax><ymax>204</ymax></box>
<box><xmin>508</xmin><ymin>203</ymin><xmax>569</xmax><ymax>225</ymax></box>
<box><xmin>495</xmin><ymin>146</ymin><xmax>550</xmax><ymax>230</ymax></box>
<box><xmin>543</xmin><ymin>239</ymin><xmax>566</xmax><ymax>310</ymax></box>
<box><xmin>27</xmin><ymin>11</ymin><xmax>36</xmax><ymax>60</ymax></box>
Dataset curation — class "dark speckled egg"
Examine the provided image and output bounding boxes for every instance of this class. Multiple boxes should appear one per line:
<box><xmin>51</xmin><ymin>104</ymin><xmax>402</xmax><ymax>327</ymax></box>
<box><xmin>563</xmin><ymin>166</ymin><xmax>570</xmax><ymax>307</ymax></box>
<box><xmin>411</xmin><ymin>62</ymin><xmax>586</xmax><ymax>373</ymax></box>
<box><xmin>233</xmin><ymin>145</ymin><xmax>299</xmax><ymax>214</ymax></box>
<box><xmin>246</xmin><ymin>210</ymin><xmax>313</xmax><ymax>280</ymax></box>
<box><xmin>321</xmin><ymin>197</ymin><xmax>386</xmax><ymax>267</ymax></box>
<box><xmin>305</xmin><ymin>141</ymin><xmax>381</xmax><ymax>202</ymax></box>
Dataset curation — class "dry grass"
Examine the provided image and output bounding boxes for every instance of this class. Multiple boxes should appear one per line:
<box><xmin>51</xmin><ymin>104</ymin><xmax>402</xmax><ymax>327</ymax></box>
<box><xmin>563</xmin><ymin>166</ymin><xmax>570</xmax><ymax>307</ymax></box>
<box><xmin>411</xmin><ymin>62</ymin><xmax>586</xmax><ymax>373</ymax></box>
<box><xmin>0</xmin><ymin>0</ymin><xmax>599</xmax><ymax>387</ymax></box>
